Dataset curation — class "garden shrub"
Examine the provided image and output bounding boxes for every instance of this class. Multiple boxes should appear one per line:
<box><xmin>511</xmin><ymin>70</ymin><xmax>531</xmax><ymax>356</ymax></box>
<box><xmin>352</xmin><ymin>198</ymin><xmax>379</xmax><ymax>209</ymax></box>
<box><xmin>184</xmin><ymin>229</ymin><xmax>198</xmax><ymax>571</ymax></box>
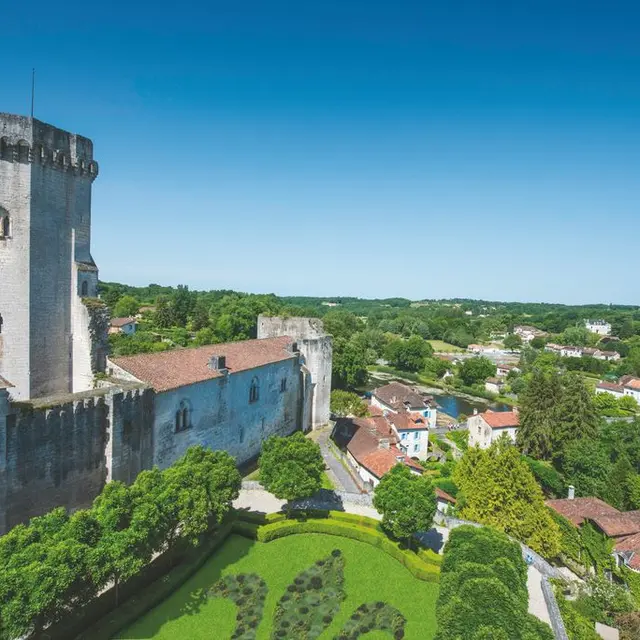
<box><xmin>209</xmin><ymin>573</ymin><xmax>267</xmax><ymax>640</ymax></box>
<box><xmin>336</xmin><ymin>601</ymin><xmax>407</xmax><ymax>639</ymax></box>
<box><xmin>524</xmin><ymin>457</ymin><xmax>566</xmax><ymax>498</ymax></box>
<box><xmin>272</xmin><ymin>549</ymin><xmax>345</xmax><ymax>639</ymax></box>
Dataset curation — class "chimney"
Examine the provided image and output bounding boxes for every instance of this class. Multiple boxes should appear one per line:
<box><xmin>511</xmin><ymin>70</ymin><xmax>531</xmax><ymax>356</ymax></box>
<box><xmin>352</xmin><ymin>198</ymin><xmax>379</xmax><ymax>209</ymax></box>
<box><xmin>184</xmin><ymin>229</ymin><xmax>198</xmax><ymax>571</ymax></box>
<box><xmin>379</xmin><ymin>439</ymin><xmax>390</xmax><ymax>450</ymax></box>
<box><xmin>473</xmin><ymin>408</ymin><xmax>478</xmax><ymax>415</ymax></box>
<box><xmin>208</xmin><ymin>355</ymin><xmax>228</xmax><ymax>374</ymax></box>
<box><xmin>512</xmin><ymin>406</ymin><xmax>519</xmax><ymax>414</ymax></box>
<box><xmin>568</xmin><ymin>485</ymin><xmax>575</xmax><ymax>500</ymax></box>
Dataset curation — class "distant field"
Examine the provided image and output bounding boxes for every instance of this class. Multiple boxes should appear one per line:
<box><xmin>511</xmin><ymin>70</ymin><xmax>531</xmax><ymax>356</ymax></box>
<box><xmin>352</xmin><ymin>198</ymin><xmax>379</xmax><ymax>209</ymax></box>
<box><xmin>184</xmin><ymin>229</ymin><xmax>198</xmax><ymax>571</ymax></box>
<box><xmin>427</xmin><ymin>340</ymin><xmax>463</xmax><ymax>353</ymax></box>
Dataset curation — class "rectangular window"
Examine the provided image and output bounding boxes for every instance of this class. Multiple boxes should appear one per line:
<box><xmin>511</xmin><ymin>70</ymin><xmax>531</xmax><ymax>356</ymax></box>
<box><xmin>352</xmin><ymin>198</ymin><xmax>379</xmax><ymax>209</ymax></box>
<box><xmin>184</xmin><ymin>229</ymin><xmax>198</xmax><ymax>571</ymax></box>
<box><xmin>413</xmin><ymin>432</ymin><xmax>419</xmax><ymax>440</ymax></box>
<box><xmin>413</xmin><ymin>443</ymin><xmax>420</xmax><ymax>453</ymax></box>
<box><xmin>401</xmin><ymin>432</ymin><xmax>407</xmax><ymax>440</ymax></box>
<box><xmin>280</xmin><ymin>378</ymin><xmax>287</xmax><ymax>393</ymax></box>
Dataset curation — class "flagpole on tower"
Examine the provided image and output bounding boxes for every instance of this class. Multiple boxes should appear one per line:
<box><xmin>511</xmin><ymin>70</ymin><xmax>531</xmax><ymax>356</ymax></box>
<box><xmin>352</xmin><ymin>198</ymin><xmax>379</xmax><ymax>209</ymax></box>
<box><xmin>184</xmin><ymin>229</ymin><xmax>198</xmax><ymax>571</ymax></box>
<box><xmin>31</xmin><ymin>69</ymin><xmax>35</xmax><ymax>119</ymax></box>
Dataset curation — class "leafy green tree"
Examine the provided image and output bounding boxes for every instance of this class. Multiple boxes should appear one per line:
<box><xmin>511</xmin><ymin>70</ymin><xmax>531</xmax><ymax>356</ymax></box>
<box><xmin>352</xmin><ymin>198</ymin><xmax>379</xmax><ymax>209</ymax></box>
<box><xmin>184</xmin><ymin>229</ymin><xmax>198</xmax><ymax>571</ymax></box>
<box><xmin>194</xmin><ymin>327</ymin><xmax>216</xmax><ymax>346</ymax></box>
<box><xmin>458</xmin><ymin>357</ymin><xmax>496</xmax><ymax>386</ymax></box>
<box><xmin>330</xmin><ymin>390</ymin><xmax>369</xmax><ymax>417</ymax></box>
<box><xmin>561</xmin><ymin>325</ymin><xmax>591</xmax><ymax>346</ymax></box>
<box><xmin>322</xmin><ymin>310</ymin><xmax>362</xmax><ymax>341</ymax></box>
<box><xmin>113</xmin><ymin>295</ymin><xmax>140</xmax><ymax>318</ymax></box>
<box><xmin>171</xmin><ymin>284</ymin><xmax>193</xmax><ymax>327</ymax></box>
<box><xmin>385</xmin><ymin>335</ymin><xmax>433</xmax><ymax>372</ymax></box>
<box><xmin>530</xmin><ymin>336</ymin><xmax>547</xmax><ymax>350</ymax></box>
<box><xmin>332</xmin><ymin>338</ymin><xmax>369</xmax><ymax>389</ymax></box>
<box><xmin>453</xmin><ymin>438</ymin><xmax>561</xmax><ymax>557</ymax></box>
<box><xmin>561</xmin><ymin>439</ymin><xmax>612</xmax><ymax>499</ymax></box>
<box><xmin>154</xmin><ymin>296</ymin><xmax>175</xmax><ymax>328</ymax></box>
<box><xmin>259</xmin><ymin>432</ymin><xmax>325</xmax><ymax>504</ymax></box>
<box><xmin>517</xmin><ymin>369</ymin><xmax>561</xmax><ymax>459</ymax></box>
<box><xmin>503</xmin><ymin>334</ymin><xmax>523</xmax><ymax>351</ymax></box>
<box><xmin>373</xmin><ymin>464</ymin><xmax>436</xmax><ymax>548</ymax></box>
<box><xmin>606</xmin><ymin>456</ymin><xmax>635</xmax><ymax>510</ymax></box>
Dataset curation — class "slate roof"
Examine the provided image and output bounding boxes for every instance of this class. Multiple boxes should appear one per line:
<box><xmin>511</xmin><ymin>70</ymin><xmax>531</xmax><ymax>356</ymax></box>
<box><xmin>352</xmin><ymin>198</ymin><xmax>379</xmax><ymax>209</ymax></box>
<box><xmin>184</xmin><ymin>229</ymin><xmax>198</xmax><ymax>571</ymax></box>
<box><xmin>480</xmin><ymin>410</ymin><xmax>520</xmax><ymax>429</ymax></box>
<box><xmin>110</xmin><ymin>336</ymin><xmax>296</xmax><ymax>392</ymax></box>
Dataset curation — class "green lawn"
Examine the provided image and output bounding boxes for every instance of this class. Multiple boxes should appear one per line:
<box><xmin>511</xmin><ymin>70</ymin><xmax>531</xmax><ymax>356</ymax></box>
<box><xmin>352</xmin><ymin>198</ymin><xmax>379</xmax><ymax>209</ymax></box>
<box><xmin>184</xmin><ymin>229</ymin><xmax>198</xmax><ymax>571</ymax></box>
<box><xmin>244</xmin><ymin>470</ymin><xmax>334</xmax><ymax>490</ymax></box>
<box><xmin>119</xmin><ymin>533</ymin><xmax>439</xmax><ymax>640</ymax></box>
<box><xmin>427</xmin><ymin>340</ymin><xmax>463</xmax><ymax>353</ymax></box>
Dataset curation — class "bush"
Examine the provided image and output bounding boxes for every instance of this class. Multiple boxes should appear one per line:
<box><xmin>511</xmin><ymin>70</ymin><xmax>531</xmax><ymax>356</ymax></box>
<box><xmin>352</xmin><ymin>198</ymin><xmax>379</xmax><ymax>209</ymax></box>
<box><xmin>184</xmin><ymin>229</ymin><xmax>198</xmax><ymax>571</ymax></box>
<box><xmin>524</xmin><ymin>456</ymin><xmax>566</xmax><ymax>498</ymax></box>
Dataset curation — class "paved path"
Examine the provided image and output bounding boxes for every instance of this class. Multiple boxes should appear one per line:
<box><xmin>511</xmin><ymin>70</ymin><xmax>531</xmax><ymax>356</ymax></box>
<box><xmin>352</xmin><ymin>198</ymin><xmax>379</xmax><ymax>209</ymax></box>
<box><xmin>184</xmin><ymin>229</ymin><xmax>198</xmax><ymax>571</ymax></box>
<box><xmin>527</xmin><ymin>566</ymin><xmax>552</xmax><ymax>625</ymax></box>
<box><xmin>311</xmin><ymin>425</ymin><xmax>361</xmax><ymax>493</ymax></box>
<box><xmin>233</xmin><ymin>486</ymin><xmax>553</xmax><ymax>629</ymax></box>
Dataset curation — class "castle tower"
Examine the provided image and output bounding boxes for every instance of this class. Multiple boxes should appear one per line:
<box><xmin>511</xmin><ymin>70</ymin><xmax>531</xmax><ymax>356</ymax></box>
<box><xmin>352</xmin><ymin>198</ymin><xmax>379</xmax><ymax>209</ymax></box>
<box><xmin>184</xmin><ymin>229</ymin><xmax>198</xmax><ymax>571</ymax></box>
<box><xmin>257</xmin><ymin>316</ymin><xmax>333</xmax><ymax>428</ymax></box>
<box><xmin>0</xmin><ymin>114</ymin><xmax>105</xmax><ymax>400</ymax></box>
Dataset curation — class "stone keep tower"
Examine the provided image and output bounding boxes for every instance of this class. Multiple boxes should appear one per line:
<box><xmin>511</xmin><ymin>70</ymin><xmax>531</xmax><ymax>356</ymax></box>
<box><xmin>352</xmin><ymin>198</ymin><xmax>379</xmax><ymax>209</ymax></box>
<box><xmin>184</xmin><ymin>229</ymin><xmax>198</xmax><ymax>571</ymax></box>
<box><xmin>257</xmin><ymin>316</ymin><xmax>332</xmax><ymax>428</ymax></box>
<box><xmin>0</xmin><ymin>114</ymin><xmax>105</xmax><ymax>400</ymax></box>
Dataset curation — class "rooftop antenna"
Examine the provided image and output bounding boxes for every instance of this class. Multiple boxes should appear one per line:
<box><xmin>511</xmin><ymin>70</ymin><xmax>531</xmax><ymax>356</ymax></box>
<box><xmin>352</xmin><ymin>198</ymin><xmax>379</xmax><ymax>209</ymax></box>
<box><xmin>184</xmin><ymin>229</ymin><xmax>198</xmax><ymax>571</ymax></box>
<box><xmin>30</xmin><ymin>69</ymin><xmax>35</xmax><ymax>119</ymax></box>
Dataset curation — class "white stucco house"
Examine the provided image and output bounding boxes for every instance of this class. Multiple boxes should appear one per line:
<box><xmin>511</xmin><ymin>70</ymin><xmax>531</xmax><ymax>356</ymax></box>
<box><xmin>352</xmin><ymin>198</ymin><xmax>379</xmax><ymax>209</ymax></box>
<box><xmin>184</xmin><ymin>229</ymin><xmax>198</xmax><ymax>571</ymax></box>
<box><xmin>514</xmin><ymin>325</ymin><xmax>547</xmax><ymax>343</ymax></box>
<box><xmin>596</xmin><ymin>381</ymin><xmax>626</xmax><ymax>399</ymax></box>
<box><xmin>622</xmin><ymin>377</ymin><xmax>640</xmax><ymax>403</ymax></box>
<box><xmin>484</xmin><ymin>377</ymin><xmax>505</xmax><ymax>395</ymax></box>
<box><xmin>496</xmin><ymin>364</ymin><xmax>520</xmax><ymax>377</ymax></box>
<box><xmin>435</xmin><ymin>487</ymin><xmax>457</xmax><ymax>514</ymax></box>
<box><xmin>585</xmin><ymin>320</ymin><xmax>612</xmax><ymax>336</ymax></box>
<box><xmin>371</xmin><ymin>382</ymin><xmax>437</xmax><ymax>429</ymax></box>
<box><xmin>467</xmin><ymin>409</ymin><xmax>520</xmax><ymax>449</ymax></box>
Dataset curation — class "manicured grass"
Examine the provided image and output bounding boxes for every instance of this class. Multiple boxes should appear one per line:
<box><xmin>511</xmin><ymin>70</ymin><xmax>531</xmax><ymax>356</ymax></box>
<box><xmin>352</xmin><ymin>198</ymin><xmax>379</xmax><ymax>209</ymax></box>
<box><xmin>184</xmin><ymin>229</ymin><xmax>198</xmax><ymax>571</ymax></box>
<box><xmin>427</xmin><ymin>340</ymin><xmax>463</xmax><ymax>353</ymax></box>
<box><xmin>118</xmin><ymin>533</ymin><xmax>439</xmax><ymax>640</ymax></box>
<box><xmin>244</xmin><ymin>470</ymin><xmax>334</xmax><ymax>489</ymax></box>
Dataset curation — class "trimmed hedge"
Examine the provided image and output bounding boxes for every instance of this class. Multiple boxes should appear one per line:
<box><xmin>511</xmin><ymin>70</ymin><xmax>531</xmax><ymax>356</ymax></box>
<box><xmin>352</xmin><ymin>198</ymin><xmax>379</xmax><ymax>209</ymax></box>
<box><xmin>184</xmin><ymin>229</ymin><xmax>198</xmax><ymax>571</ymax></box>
<box><xmin>249</xmin><ymin>518</ymin><xmax>440</xmax><ymax>582</ymax></box>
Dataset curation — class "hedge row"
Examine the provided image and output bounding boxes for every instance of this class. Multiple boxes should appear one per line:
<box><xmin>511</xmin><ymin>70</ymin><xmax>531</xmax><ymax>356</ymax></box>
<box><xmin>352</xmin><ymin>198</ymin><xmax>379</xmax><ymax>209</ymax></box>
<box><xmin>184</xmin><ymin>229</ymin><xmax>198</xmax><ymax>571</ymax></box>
<box><xmin>244</xmin><ymin>517</ymin><xmax>440</xmax><ymax>582</ymax></box>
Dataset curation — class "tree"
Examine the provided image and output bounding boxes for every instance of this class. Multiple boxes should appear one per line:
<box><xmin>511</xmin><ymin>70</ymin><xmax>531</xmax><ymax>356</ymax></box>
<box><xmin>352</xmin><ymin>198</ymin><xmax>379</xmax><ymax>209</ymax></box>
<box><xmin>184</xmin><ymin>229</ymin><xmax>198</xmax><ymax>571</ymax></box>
<box><xmin>458</xmin><ymin>357</ymin><xmax>496</xmax><ymax>386</ymax></box>
<box><xmin>330</xmin><ymin>390</ymin><xmax>369</xmax><ymax>417</ymax></box>
<box><xmin>259</xmin><ymin>432</ymin><xmax>325</xmax><ymax>504</ymax></box>
<box><xmin>171</xmin><ymin>285</ymin><xmax>193</xmax><ymax>327</ymax></box>
<box><xmin>561</xmin><ymin>325</ymin><xmax>591</xmax><ymax>347</ymax></box>
<box><xmin>332</xmin><ymin>338</ymin><xmax>369</xmax><ymax>389</ymax></box>
<box><xmin>561</xmin><ymin>439</ymin><xmax>612</xmax><ymax>499</ymax></box>
<box><xmin>516</xmin><ymin>369</ymin><xmax>560</xmax><ymax>460</ymax></box>
<box><xmin>373</xmin><ymin>464</ymin><xmax>436</xmax><ymax>548</ymax></box>
<box><xmin>530</xmin><ymin>336</ymin><xmax>546</xmax><ymax>350</ymax></box>
<box><xmin>552</xmin><ymin>373</ymin><xmax>599</xmax><ymax>459</ymax></box>
<box><xmin>385</xmin><ymin>335</ymin><xmax>433</xmax><ymax>372</ymax></box>
<box><xmin>453</xmin><ymin>437</ymin><xmax>561</xmax><ymax>557</ymax></box>
<box><xmin>322</xmin><ymin>310</ymin><xmax>362</xmax><ymax>341</ymax></box>
<box><xmin>154</xmin><ymin>296</ymin><xmax>175</xmax><ymax>328</ymax></box>
<box><xmin>606</xmin><ymin>456</ymin><xmax>635</xmax><ymax>510</ymax></box>
<box><xmin>113</xmin><ymin>295</ymin><xmax>139</xmax><ymax>318</ymax></box>
<box><xmin>503</xmin><ymin>334</ymin><xmax>523</xmax><ymax>352</ymax></box>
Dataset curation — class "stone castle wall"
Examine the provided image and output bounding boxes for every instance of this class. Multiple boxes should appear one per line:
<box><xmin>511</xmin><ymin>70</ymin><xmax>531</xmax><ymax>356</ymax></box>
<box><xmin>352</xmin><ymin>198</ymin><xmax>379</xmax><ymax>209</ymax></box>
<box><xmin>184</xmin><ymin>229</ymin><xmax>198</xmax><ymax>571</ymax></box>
<box><xmin>257</xmin><ymin>316</ymin><xmax>332</xmax><ymax>427</ymax></box>
<box><xmin>0</xmin><ymin>385</ymin><xmax>153</xmax><ymax>534</ymax></box>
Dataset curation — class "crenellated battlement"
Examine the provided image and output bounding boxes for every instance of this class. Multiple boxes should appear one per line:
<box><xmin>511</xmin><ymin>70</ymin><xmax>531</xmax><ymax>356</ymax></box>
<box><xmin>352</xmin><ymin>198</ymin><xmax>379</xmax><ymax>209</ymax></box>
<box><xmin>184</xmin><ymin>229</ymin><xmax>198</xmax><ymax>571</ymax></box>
<box><xmin>0</xmin><ymin>113</ymin><xmax>98</xmax><ymax>179</ymax></box>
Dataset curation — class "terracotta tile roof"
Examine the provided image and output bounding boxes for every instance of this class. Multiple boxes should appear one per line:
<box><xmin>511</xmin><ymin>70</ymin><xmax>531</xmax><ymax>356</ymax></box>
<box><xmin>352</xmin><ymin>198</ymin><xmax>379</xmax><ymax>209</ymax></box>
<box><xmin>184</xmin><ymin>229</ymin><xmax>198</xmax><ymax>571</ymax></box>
<box><xmin>110</xmin><ymin>336</ymin><xmax>296</xmax><ymax>392</ymax></box>
<box><xmin>373</xmin><ymin>382</ymin><xmax>433</xmax><ymax>411</ymax></box>
<box><xmin>546</xmin><ymin>497</ymin><xmax>621</xmax><ymax>527</ymax></box>
<box><xmin>481</xmin><ymin>410</ymin><xmax>520</xmax><ymax>429</ymax></box>
<box><xmin>624</xmin><ymin>378</ymin><xmax>640</xmax><ymax>391</ymax></box>
<box><xmin>591</xmin><ymin>514</ymin><xmax>640</xmax><ymax>539</ymax></box>
<box><xmin>110</xmin><ymin>316</ymin><xmax>137</xmax><ymax>328</ymax></box>
<box><xmin>358</xmin><ymin>448</ymin><xmax>404</xmax><ymax>479</ymax></box>
<box><xmin>597</xmin><ymin>382</ymin><xmax>624</xmax><ymax>393</ymax></box>
<box><xmin>615</xmin><ymin>532</ymin><xmax>640</xmax><ymax>554</ymax></box>
<box><xmin>436</xmin><ymin>487</ymin><xmax>457</xmax><ymax>504</ymax></box>
<box><xmin>387</xmin><ymin>411</ymin><xmax>429</xmax><ymax>432</ymax></box>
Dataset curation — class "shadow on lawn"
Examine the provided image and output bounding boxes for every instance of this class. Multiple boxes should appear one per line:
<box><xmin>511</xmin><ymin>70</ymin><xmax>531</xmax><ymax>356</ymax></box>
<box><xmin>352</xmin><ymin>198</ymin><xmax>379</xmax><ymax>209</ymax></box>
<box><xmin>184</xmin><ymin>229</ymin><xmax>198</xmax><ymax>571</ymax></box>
<box><xmin>117</xmin><ymin>534</ymin><xmax>255</xmax><ymax>639</ymax></box>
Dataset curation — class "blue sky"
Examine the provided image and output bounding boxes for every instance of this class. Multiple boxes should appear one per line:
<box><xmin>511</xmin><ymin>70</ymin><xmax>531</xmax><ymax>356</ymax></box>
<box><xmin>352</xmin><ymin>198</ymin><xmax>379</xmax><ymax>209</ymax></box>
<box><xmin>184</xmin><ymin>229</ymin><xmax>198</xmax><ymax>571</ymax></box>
<box><xmin>3</xmin><ymin>1</ymin><xmax>639</xmax><ymax>304</ymax></box>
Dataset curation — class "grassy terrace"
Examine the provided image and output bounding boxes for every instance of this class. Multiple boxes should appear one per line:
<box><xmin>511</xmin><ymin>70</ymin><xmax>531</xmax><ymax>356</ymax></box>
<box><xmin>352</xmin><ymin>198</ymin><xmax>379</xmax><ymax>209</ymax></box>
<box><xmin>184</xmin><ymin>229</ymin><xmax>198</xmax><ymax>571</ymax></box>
<box><xmin>119</xmin><ymin>533</ymin><xmax>439</xmax><ymax>639</ymax></box>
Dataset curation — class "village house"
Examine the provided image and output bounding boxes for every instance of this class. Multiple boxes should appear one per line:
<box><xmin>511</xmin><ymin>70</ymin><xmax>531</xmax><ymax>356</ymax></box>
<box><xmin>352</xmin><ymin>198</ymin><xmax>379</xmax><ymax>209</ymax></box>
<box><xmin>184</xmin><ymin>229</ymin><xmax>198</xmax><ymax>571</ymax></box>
<box><xmin>435</xmin><ymin>487</ymin><xmax>457</xmax><ymax>514</ymax></box>
<box><xmin>484</xmin><ymin>377</ymin><xmax>505</xmax><ymax>395</ymax></box>
<box><xmin>109</xmin><ymin>317</ymin><xmax>137</xmax><ymax>335</ymax></box>
<box><xmin>547</xmin><ymin>493</ymin><xmax>640</xmax><ymax>573</ymax></box>
<box><xmin>496</xmin><ymin>363</ymin><xmax>520</xmax><ymax>377</ymax></box>
<box><xmin>596</xmin><ymin>381</ymin><xmax>626</xmax><ymax>399</ymax></box>
<box><xmin>514</xmin><ymin>325</ymin><xmax>548</xmax><ymax>343</ymax></box>
<box><xmin>597</xmin><ymin>377</ymin><xmax>640</xmax><ymax>402</ymax></box>
<box><xmin>342</xmin><ymin>415</ymin><xmax>424</xmax><ymax>488</ymax></box>
<box><xmin>371</xmin><ymin>382</ymin><xmax>437</xmax><ymax>429</ymax></box>
<box><xmin>585</xmin><ymin>320</ymin><xmax>612</xmax><ymax>336</ymax></box>
<box><xmin>467</xmin><ymin>408</ymin><xmax>520</xmax><ymax>449</ymax></box>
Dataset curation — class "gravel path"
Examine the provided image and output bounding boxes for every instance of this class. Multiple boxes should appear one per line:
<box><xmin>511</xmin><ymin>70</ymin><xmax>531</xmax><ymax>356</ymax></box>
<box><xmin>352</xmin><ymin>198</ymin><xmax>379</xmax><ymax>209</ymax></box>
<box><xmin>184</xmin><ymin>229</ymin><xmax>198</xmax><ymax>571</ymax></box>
<box><xmin>527</xmin><ymin>565</ymin><xmax>552</xmax><ymax>625</ymax></box>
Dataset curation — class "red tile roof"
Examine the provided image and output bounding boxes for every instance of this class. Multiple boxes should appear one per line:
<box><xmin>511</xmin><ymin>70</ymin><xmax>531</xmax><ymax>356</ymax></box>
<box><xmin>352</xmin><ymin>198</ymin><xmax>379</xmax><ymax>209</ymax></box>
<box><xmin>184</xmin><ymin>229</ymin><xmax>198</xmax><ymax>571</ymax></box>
<box><xmin>481</xmin><ymin>410</ymin><xmax>520</xmax><ymax>429</ymax></box>
<box><xmin>387</xmin><ymin>411</ymin><xmax>429</xmax><ymax>431</ymax></box>
<box><xmin>625</xmin><ymin>378</ymin><xmax>640</xmax><ymax>391</ymax></box>
<box><xmin>436</xmin><ymin>487</ymin><xmax>457</xmax><ymax>504</ymax></box>
<box><xmin>591</xmin><ymin>514</ymin><xmax>640</xmax><ymax>539</ymax></box>
<box><xmin>597</xmin><ymin>382</ymin><xmax>624</xmax><ymax>393</ymax></box>
<box><xmin>110</xmin><ymin>316</ymin><xmax>137</xmax><ymax>328</ymax></box>
<box><xmin>546</xmin><ymin>497</ymin><xmax>621</xmax><ymax>527</ymax></box>
<box><xmin>110</xmin><ymin>336</ymin><xmax>296</xmax><ymax>392</ymax></box>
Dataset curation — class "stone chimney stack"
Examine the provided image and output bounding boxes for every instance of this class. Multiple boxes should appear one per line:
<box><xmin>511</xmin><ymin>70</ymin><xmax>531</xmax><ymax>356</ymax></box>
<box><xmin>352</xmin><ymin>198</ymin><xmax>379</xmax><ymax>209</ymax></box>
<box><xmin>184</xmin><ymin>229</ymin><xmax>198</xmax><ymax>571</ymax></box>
<box><xmin>568</xmin><ymin>485</ymin><xmax>575</xmax><ymax>500</ymax></box>
<box><xmin>208</xmin><ymin>355</ymin><xmax>227</xmax><ymax>374</ymax></box>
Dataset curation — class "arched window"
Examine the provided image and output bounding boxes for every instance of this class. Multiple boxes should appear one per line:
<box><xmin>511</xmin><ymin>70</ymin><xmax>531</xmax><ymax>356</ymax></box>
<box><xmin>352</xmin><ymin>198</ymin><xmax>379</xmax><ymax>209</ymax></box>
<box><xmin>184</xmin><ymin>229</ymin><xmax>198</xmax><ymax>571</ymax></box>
<box><xmin>81</xmin><ymin>281</ymin><xmax>88</xmax><ymax>296</ymax></box>
<box><xmin>175</xmin><ymin>399</ymin><xmax>192</xmax><ymax>432</ymax></box>
<box><xmin>249</xmin><ymin>377</ymin><xmax>259</xmax><ymax>404</ymax></box>
<box><xmin>0</xmin><ymin>138</ymin><xmax>11</xmax><ymax>162</ymax></box>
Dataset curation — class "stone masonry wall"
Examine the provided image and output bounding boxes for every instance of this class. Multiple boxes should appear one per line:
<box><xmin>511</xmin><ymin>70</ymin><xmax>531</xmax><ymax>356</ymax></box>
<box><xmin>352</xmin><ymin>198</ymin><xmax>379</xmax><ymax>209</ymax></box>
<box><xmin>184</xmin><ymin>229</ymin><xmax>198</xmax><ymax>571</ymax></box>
<box><xmin>257</xmin><ymin>316</ymin><xmax>332</xmax><ymax>427</ymax></box>
<box><xmin>0</xmin><ymin>385</ymin><xmax>153</xmax><ymax>534</ymax></box>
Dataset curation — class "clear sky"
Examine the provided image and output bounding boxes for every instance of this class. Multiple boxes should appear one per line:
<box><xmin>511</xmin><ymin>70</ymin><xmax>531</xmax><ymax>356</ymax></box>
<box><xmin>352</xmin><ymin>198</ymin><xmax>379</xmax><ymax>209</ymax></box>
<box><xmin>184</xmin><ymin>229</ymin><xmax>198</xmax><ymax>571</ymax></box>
<box><xmin>3</xmin><ymin>1</ymin><xmax>639</xmax><ymax>304</ymax></box>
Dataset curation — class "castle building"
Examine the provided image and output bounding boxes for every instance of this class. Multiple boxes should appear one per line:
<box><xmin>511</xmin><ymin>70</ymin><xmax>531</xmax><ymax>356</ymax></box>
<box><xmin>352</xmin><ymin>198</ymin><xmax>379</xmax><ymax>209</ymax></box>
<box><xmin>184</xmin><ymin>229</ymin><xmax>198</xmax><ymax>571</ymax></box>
<box><xmin>0</xmin><ymin>114</ymin><xmax>332</xmax><ymax>534</ymax></box>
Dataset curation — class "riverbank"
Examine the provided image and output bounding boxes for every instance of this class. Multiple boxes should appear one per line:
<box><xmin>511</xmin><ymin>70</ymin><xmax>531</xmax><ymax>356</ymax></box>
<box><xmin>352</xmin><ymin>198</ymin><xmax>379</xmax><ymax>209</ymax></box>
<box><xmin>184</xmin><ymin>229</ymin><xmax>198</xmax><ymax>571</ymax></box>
<box><xmin>368</xmin><ymin>366</ymin><xmax>518</xmax><ymax>419</ymax></box>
